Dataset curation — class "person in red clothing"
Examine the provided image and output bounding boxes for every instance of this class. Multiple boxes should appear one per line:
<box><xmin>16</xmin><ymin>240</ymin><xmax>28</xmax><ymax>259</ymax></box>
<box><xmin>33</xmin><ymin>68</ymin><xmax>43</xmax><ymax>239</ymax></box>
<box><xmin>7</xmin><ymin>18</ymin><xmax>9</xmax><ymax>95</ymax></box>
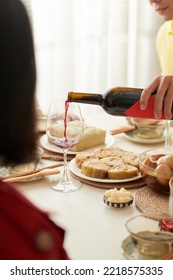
<box><xmin>0</xmin><ymin>0</ymin><xmax>69</xmax><ymax>260</ymax></box>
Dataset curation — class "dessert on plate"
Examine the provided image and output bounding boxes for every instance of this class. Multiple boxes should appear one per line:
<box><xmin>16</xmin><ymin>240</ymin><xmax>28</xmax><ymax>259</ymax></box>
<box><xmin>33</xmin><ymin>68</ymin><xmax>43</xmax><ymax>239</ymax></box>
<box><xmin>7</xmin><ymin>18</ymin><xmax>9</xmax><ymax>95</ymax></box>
<box><xmin>49</xmin><ymin>120</ymin><xmax>106</xmax><ymax>151</ymax></box>
<box><xmin>103</xmin><ymin>187</ymin><xmax>133</xmax><ymax>207</ymax></box>
<box><xmin>75</xmin><ymin>147</ymin><xmax>140</xmax><ymax>180</ymax></box>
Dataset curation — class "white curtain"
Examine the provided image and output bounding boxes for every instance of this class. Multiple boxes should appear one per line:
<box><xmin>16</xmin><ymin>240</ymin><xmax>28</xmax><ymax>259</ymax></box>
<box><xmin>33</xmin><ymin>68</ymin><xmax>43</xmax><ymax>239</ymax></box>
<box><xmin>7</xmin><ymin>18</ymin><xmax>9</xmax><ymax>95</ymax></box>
<box><xmin>28</xmin><ymin>0</ymin><xmax>163</xmax><ymax>110</ymax></box>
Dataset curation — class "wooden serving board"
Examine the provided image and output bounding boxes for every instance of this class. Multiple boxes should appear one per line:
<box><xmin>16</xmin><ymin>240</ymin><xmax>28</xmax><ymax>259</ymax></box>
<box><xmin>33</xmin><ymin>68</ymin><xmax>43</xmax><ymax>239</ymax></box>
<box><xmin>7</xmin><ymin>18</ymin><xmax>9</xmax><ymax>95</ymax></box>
<box><xmin>70</xmin><ymin>171</ymin><xmax>146</xmax><ymax>189</ymax></box>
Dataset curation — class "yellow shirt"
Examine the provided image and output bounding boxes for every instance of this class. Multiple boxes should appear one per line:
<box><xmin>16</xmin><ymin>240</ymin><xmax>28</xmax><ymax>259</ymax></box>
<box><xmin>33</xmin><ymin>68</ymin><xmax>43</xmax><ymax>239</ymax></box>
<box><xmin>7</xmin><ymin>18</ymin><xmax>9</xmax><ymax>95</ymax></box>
<box><xmin>156</xmin><ymin>20</ymin><xmax>173</xmax><ymax>75</ymax></box>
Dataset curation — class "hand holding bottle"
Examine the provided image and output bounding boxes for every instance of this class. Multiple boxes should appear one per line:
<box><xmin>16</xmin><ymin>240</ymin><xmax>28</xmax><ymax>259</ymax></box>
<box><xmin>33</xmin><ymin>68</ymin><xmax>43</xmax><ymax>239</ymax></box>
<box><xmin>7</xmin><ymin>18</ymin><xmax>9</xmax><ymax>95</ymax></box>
<box><xmin>68</xmin><ymin>84</ymin><xmax>172</xmax><ymax>120</ymax></box>
<box><xmin>140</xmin><ymin>76</ymin><xmax>173</xmax><ymax>120</ymax></box>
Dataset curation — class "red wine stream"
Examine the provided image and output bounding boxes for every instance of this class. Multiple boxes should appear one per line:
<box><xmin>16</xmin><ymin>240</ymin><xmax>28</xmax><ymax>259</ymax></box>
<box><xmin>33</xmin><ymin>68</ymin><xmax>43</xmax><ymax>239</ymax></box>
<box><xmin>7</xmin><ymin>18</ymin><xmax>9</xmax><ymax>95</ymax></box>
<box><xmin>64</xmin><ymin>100</ymin><xmax>69</xmax><ymax>141</ymax></box>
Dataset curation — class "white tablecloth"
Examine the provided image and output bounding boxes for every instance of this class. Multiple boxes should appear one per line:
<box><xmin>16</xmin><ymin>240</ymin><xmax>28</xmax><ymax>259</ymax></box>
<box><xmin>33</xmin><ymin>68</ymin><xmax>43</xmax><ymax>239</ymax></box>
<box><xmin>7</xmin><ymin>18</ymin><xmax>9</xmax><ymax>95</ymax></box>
<box><xmin>15</xmin><ymin>110</ymin><xmax>166</xmax><ymax>260</ymax></box>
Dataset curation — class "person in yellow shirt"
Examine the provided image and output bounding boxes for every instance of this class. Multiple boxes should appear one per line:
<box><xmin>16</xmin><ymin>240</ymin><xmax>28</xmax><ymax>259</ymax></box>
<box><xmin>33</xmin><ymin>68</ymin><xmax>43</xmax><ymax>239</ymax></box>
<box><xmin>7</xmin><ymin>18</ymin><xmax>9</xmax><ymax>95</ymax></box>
<box><xmin>140</xmin><ymin>0</ymin><xmax>173</xmax><ymax>120</ymax></box>
<box><xmin>156</xmin><ymin>20</ymin><xmax>173</xmax><ymax>75</ymax></box>
<box><xmin>155</xmin><ymin>0</ymin><xmax>173</xmax><ymax>76</ymax></box>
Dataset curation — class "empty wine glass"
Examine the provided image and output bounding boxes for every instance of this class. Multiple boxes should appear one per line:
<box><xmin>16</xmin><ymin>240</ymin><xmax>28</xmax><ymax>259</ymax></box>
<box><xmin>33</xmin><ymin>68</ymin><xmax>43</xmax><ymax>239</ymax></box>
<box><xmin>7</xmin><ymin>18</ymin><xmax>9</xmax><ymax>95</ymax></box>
<box><xmin>164</xmin><ymin>120</ymin><xmax>173</xmax><ymax>151</ymax></box>
<box><xmin>46</xmin><ymin>100</ymin><xmax>84</xmax><ymax>192</ymax></box>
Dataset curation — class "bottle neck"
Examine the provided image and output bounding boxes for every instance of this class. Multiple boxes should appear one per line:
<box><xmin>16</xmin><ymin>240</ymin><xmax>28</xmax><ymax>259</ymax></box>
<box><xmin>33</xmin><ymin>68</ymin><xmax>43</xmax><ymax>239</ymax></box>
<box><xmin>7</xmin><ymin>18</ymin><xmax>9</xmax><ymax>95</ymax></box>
<box><xmin>68</xmin><ymin>92</ymin><xmax>102</xmax><ymax>105</ymax></box>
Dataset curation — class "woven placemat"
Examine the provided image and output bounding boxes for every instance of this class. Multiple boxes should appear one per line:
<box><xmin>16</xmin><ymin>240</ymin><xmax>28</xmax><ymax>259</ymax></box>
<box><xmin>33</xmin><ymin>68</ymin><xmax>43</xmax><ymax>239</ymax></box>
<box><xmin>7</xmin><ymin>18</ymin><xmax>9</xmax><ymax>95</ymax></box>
<box><xmin>70</xmin><ymin>171</ymin><xmax>146</xmax><ymax>189</ymax></box>
<box><xmin>135</xmin><ymin>187</ymin><xmax>170</xmax><ymax>220</ymax></box>
<box><xmin>41</xmin><ymin>148</ymin><xmax>75</xmax><ymax>161</ymax></box>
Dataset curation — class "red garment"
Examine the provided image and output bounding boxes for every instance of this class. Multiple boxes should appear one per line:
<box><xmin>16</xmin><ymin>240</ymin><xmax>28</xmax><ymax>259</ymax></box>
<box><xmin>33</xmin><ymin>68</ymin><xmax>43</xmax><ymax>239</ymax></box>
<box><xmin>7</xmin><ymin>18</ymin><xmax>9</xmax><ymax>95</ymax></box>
<box><xmin>0</xmin><ymin>180</ymin><xmax>69</xmax><ymax>260</ymax></box>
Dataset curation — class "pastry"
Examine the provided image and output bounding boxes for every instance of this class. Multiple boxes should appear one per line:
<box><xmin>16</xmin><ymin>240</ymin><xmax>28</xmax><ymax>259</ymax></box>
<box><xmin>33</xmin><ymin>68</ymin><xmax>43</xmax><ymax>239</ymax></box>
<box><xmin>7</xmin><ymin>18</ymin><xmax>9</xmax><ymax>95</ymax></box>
<box><xmin>121</xmin><ymin>152</ymin><xmax>139</xmax><ymax>169</ymax></box>
<box><xmin>100</xmin><ymin>156</ymin><xmax>124</xmax><ymax>166</ymax></box>
<box><xmin>71</xmin><ymin>123</ymin><xmax>106</xmax><ymax>151</ymax></box>
<box><xmin>94</xmin><ymin>147</ymin><xmax>125</xmax><ymax>158</ymax></box>
<box><xmin>107</xmin><ymin>164</ymin><xmax>138</xmax><ymax>179</ymax></box>
<box><xmin>75</xmin><ymin>153</ymin><xmax>99</xmax><ymax>168</ymax></box>
<box><xmin>49</xmin><ymin>121</ymin><xmax>106</xmax><ymax>151</ymax></box>
<box><xmin>75</xmin><ymin>147</ymin><xmax>140</xmax><ymax>180</ymax></box>
<box><xmin>81</xmin><ymin>160</ymin><xmax>109</xmax><ymax>179</ymax></box>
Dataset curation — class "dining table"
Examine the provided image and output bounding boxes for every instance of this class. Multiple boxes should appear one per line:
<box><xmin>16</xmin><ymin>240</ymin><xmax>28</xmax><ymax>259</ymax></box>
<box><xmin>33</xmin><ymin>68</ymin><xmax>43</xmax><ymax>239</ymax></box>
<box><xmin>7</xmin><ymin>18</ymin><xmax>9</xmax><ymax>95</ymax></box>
<box><xmin>12</xmin><ymin>106</ymin><xmax>170</xmax><ymax>260</ymax></box>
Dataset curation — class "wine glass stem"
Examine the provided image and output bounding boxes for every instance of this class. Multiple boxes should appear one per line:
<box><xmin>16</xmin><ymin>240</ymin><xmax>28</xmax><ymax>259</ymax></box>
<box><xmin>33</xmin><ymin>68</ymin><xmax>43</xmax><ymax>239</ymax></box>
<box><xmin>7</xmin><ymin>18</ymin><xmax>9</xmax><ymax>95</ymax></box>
<box><xmin>62</xmin><ymin>149</ymin><xmax>70</xmax><ymax>183</ymax></box>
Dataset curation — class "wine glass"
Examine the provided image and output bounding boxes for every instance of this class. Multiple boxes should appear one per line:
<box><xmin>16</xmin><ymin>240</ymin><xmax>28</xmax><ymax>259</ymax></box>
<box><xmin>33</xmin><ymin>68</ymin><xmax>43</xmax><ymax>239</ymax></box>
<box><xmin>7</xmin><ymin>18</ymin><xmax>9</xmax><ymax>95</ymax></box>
<box><xmin>46</xmin><ymin>100</ymin><xmax>84</xmax><ymax>192</ymax></box>
<box><xmin>164</xmin><ymin>120</ymin><xmax>172</xmax><ymax>150</ymax></box>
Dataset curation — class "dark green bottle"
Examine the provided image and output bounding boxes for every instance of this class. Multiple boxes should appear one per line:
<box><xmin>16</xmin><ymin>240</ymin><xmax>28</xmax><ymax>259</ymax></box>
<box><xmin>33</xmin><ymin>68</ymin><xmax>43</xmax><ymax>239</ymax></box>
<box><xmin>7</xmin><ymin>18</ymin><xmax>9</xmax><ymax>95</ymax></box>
<box><xmin>67</xmin><ymin>87</ymin><xmax>156</xmax><ymax>118</ymax></box>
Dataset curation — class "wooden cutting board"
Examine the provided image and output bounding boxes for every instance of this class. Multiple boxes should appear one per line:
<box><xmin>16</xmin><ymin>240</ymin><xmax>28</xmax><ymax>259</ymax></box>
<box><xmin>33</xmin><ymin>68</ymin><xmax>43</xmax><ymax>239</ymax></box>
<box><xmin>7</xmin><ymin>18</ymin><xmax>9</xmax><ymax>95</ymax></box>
<box><xmin>70</xmin><ymin>171</ymin><xmax>146</xmax><ymax>189</ymax></box>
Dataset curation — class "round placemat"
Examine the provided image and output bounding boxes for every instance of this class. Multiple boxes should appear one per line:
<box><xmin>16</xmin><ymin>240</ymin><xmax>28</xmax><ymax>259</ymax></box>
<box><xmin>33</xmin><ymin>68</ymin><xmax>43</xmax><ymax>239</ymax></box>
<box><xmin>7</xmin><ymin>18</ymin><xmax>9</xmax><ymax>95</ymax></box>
<box><xmin>135</xmin><ymin>187</ymin><xmax>170</xmax><ymax>220</ymax></box>
<box><xmin>41</xmin><ymin>148</ymin><xmax>75</xmax><ymax>161</ymax></box>
<box><xmin>70</xmin><ymin>171</ymin><xmax>146</xmax><ymax>189</ymax></box>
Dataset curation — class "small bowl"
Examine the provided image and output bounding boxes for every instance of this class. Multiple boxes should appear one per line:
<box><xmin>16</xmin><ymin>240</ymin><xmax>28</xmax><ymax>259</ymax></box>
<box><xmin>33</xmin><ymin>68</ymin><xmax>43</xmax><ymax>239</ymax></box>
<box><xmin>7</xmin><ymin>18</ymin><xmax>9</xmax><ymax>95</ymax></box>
<box><xmin>125</xmin><ymin>215</ymin><xmax>173</xmax><ymax>259</ymax></box>
<box><xmin>103</xmin><ymin>188</ymin><xmax>133</xmax><ymax>208</ymax></box>
<box><xmin>139</xmin><ymin>147</ymin><xmax>173</xmax><ymax>193</ymax></box>
<box><xmin>10</xmin><ymin>147</ymin><xmax>44</xmax><ymax>175</ymax></box>
<box><xmin>103</xmin><ymin>197</ymin><xmax>133</xmax><ymax>208</ymax></box>
<box><xmin>130</xmin><ymin>118</ymin><xmax>166</xmax><ymax>139</ymax></box>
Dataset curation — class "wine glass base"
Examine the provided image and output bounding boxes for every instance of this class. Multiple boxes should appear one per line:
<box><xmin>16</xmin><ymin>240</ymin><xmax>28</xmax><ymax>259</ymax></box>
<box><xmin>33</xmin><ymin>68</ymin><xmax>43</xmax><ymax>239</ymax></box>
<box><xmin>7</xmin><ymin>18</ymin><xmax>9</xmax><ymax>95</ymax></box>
<box><xmin>52</xmin><ymin>180</ymin><xmax>82</xmax><ymax>192</ymax></box>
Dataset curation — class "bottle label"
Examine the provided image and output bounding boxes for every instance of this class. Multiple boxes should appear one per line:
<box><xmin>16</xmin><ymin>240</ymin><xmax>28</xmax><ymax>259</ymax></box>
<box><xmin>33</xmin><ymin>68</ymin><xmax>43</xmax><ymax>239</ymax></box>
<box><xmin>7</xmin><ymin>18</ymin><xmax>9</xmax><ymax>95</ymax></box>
<box><xmin>124</xmin><ymin>96</ymin><xmax>166</xmax><ymax>119</ymax></box>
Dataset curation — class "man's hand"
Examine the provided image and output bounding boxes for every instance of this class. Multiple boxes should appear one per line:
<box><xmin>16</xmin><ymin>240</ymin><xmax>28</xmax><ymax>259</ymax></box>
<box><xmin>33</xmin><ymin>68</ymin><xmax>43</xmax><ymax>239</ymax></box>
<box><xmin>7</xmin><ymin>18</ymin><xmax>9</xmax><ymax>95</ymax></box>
<box><xmin>140</xmin><ymin>75</ymin><xmax>173</xmax><ymax>120</ymax></box>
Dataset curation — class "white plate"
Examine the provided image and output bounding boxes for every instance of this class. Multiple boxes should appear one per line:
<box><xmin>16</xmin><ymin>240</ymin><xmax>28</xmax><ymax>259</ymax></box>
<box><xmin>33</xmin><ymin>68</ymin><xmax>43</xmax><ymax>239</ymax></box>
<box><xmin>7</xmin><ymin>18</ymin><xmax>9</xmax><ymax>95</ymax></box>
<box><xmin>69</xmin><ymin>158</ymin><xmax>141</xmax><ymax>183</ymax></box>
<box><xmin>124</xmin><ymin>129</ymin><xmax>165</xmax><ymax>144</ymax></box>
<box><xmin>121</xmin><ymin>235</ymin><xmax>143</xmax><ymax>260</ymax></box>
<box><xmin>121</xmin><ymin>235</ymin><xmax>171</xmax><ymax>260</ymax></box>
<box><xmin>40</xmin><ymin>133</ymin><xmax>115</xmax><ymax>155</ymax></box>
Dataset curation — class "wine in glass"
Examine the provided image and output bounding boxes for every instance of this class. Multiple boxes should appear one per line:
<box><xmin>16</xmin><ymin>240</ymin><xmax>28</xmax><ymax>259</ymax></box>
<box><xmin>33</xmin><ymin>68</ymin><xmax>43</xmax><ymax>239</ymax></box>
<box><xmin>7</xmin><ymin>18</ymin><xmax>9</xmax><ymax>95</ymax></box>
<box><xmin>46</xmin><ymin>100</ymin><xmax>84</xmax><ymax>192</ymax></box>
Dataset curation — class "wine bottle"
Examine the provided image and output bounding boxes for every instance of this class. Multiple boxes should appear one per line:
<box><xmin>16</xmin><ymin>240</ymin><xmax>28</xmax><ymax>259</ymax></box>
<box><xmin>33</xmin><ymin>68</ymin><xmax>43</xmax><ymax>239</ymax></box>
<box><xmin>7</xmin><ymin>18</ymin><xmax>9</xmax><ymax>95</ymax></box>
<box><xmin>67</xmin><ymin>87</ymin><xmax>161</xmax><ymax>119</ymax></box>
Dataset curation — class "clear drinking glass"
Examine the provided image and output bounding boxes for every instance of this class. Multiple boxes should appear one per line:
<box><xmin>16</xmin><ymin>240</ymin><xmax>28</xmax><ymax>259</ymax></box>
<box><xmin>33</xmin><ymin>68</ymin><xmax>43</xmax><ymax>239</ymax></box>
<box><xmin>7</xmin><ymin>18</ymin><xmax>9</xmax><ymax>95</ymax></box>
<box><xmin>169</xmin><ymin>177</ymin><xmax>173</xmax><ymax>218</ymax></box>
<box><xmin>46</xmin><ymin>100</ymin><xmax>84</xmax><ymax>192</ymax></box>
<box><xmin>164</xmin><ymin>120</ymin><xmax>173</xmax><ymax>150</ymax></box>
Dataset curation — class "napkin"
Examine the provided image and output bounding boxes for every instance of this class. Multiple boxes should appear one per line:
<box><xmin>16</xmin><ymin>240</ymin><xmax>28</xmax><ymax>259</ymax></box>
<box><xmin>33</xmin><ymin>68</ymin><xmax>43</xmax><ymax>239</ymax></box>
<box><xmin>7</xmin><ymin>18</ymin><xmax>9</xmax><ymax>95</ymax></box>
<box><xmin>124</xmin><ymin>96</ymin><xmax>166</xmax><ymax>119</ymax></box>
